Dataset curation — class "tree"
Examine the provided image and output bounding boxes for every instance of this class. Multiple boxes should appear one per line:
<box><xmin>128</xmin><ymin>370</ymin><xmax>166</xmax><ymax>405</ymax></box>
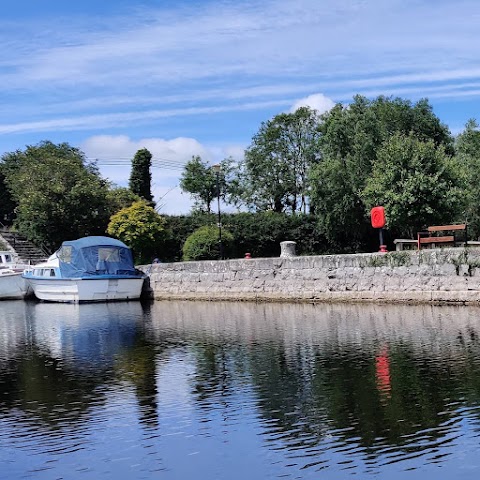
<box><xmin>309</xmin><ymin>95</ymin><xmax>454</xmax><ymax>250</ymax></box>
<box><xmin>3</xmin><ymin>141</ymin><xmax>112</xmax><ymax>251</ymax></box>
<box><xmin>129</xmin><ymin>148</ymin><xmax>153</xmax><ymax>203</ymax></box>
<box><xmin>179</xmin><ymin>156</ymin><xmax>235</xmax><ymax>213</ymax></box>
<box><xmin>106</xmin><ymin>187</ymin><xmax>142</xmax><ymax>214</ymax></box>
<box><xmin>235</xmin><ymin>107</ymin><xmax>321</xmax><ymax>213</ymax></box>
<box><xmin>0</xmin><ymin>169</ymin><xmax>16</xmax><ymax>225</ymax></box>
<box><xmin>179</xmin><ymin>156</ymin><xmax>217</xmax><ymax>213</ymax></box>
<box><xmin>107</xmin><ymin>200</ymin><xmax>166</xmax><ymax>263</ymax></box>
<box><xmin>456</xmin><ymin>119</ymin><xmax>480</xmax><ymax>237</ymax></box>
<box><xmin>362</xmin><ymin>134</ymin><xmax>464</xmax><ymax>238</ymax></box>
<box><xmin>1</xmin><ymin>141</ymin><xmax>81</xmax><ymax>226</ymax></box>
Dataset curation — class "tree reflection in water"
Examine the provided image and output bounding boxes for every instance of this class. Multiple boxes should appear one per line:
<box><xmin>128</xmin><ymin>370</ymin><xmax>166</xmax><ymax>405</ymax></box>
<box><xmin>1</xmin><ymin>300</ymin><xmax>480</xmax><ymax>478</ymax></box>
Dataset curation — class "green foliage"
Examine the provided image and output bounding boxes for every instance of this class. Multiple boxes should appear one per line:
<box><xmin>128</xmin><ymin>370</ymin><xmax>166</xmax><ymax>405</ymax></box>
<box><xmin>129</xmin><ymin>148</ymin><xmax>153</xmax><ymax>203</ymax></box>
<box><xmin>179</xmin><ymin>156</ymin><xmax>236</xmax><ymax>213</ymax></box>
<box><xmin>364</xmin><ymin>251</ymin><xmax>411</xmax><ymax>268</ymax></box>
<box><xmin>456</xmin><ymin>120</ymin><xmax>480</xmax><ymax>238</ymax></box>
<box><xmin>362</xmin><ymin>134</ymin><xmax>464</xmax><ymax>238</ymax></box>
<box><xmin>235</xmin><ymin>107</ymin><xmax>321</xmax><ymax>213</ymax></box>
<box><xmin>0</xmin><ymin>169</ymin><xmax>16</xmax><ymax>225</ymax></box>
<box><xmin>309</xmin><ymin>96</ymin><xmax>455</xmax><ymax>250</ymax></box>
<box><xmin>182</xmin><ymin>225</ymin><xmax>234</xmax><ymax>261</ymax></box>
<box><xmin>106</xmin><ymin>187</ymin><xmax>142</xmax><ymax>214</ymax></box>
<box><xmin>107</xmin><ymin>200</ymin><xmax>166</xmax><ymax>264</ymax></box>
<box><xmin>224</xmin><ymin>212</ymin><xmax>327</xmax><ymax>258</ymax></box>
<box><xmin>161</xmin><ymin>212</ymin><xmax>328</xmax><ymax>261</ymax></box>
<box><xmin>179</xmin><ymin>156</ymin><xmax>218</xmax><ymax>213</ymax></box>
<box><xmin>2</xmin><ymin>141</ymin><xmax>113</xmax><ymax>251</ymax></box>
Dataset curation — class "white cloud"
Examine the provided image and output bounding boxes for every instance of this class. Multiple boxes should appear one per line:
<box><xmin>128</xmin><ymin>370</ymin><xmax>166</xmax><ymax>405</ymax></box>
<box><xmin>80</xmin><ymin>135</ymin><xmax>242</xmax><ymax>215</ymax></box>
<box><xmin>290</xmin><ymin>93</ymin><xmax>335</xmax><ymax>114</ymax></box>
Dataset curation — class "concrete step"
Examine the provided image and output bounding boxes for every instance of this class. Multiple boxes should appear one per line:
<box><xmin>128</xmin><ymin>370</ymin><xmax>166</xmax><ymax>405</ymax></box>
<box><xmin>0</xmin><ymin>230</ymin><xmax>49</xmax><ymax>264</ymax></box>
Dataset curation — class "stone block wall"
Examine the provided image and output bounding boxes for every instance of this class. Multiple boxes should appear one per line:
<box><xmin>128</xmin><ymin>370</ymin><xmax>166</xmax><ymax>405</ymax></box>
<box><xmin>142</xmin><ymin>248</ymin><xmax>480</xmax><ymax>304</ymax></box>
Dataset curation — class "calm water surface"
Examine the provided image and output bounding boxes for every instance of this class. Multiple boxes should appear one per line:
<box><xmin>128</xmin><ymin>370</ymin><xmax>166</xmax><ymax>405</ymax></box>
<box><xmin>1</xmin><ymin>300</ymin><xmax>480</xmax><ymax>479</ymax></box>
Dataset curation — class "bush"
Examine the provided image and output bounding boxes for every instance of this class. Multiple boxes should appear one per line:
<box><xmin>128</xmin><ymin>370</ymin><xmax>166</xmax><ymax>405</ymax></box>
<box><xmin>182</xmin><ymin>225</ymin><xmax>234</xmax><ymax>261</ymax></box>
<box><xmin>162</xmin><ymin>212</ymin><xmax>331</xmax><ymax>262</ymax></box>
<box><xmin>224</xmin><ymin>212</ymin><xmax>328</xmax><ymax>258</ymax></box>
<box><xmin>162</xmin><ymin>213</ymin><xmax>214</xmax><ymax>261</ymax></box>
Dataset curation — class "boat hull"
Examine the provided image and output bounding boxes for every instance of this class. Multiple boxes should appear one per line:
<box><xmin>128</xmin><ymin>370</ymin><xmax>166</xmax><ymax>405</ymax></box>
<box><xmin>0</xmin><ymin>272</ymin><xmax>29</xmax><ymax>300</ymax></box>
<box><xmin>25</xmin><ymin>276</ymin><xmax>145</xmax><ymax>303</ymax></box>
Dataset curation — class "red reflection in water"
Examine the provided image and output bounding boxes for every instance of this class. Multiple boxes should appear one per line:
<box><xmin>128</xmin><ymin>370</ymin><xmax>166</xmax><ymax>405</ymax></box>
<box><xmin>375</xmin><ymin>346</ymin><xmax>391</xmax><ymax>400</ymax></box>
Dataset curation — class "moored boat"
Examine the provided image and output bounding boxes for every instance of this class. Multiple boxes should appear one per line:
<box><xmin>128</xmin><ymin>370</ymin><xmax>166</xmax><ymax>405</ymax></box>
<box><xmin>0</xmin><ymin>251</ymin><xmax>31</xmax><ymax>300</ymax></box>
<box><xmin>22</xmin><ymin>236</ymin><xmax>146</xmax><ymax>303</ymax></box>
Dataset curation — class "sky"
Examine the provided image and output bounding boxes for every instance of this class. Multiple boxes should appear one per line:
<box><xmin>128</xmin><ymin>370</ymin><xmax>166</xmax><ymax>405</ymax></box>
<box><xmin>1</xmin><ymin>0</ymin><xmax>480</xmax><ymax>214</ymax></box>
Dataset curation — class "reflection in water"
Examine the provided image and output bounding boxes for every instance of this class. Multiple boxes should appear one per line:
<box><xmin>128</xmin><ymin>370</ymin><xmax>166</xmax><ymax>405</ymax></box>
<box><xmin>1</xmin><ymin>300</ymin><xmax>480</xmax><ymax>478</ymax></box>
<box><xmin>375</xmin><ymin>345</ymin><xmax>392</xmax><ymax>401</ymax></box>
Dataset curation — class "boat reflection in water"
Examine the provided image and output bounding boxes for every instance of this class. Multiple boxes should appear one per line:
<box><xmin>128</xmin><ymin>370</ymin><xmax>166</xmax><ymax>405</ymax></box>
<box><xmin>2</xmin><ymin>300</ymin><xmax>480</xmax><ymax>479</ymax></box>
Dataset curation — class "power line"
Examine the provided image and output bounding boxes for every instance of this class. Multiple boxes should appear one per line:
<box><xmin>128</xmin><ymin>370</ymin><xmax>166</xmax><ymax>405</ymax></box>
<box><xmin>86</xmin><ymin>156</ymin><xmax>189</xmax><ymax>171</ymax></box>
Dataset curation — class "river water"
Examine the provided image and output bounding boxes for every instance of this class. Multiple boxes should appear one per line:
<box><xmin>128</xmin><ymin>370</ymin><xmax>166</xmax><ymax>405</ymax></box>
<box><xmin>1</xmin><ymin>300</ymin><xmax>480</xmax><ymax>479</ymax></box>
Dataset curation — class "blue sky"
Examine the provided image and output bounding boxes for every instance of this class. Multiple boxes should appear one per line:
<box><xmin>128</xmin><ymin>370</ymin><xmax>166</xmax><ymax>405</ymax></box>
<box><xmin>1</xmin><ymin>0</ymin><xmax>480</xmax><ymax>213</ymax></box>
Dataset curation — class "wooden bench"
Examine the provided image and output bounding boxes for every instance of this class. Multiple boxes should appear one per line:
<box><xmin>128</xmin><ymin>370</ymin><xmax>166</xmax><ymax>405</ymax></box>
<box><xmin>417</xmin><ymin>224</ymin><xmax>467</xmax><ymax>249</ymax></box>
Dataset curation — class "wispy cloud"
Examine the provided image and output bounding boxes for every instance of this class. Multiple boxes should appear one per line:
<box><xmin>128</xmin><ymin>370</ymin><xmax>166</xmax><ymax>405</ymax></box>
<box><xmin>2</xmin><ymin>0</ymin><xmax>480</xmax><ymax>94</ymax></box>
<box><xmin>1</xmin><ymin>0</ymin><xmax>480</xmax><ymax>214</ymax></box>
<box><xmin>0</xmin><ymin>99</ymin><xmax>292</xmax><ymax>135</ymax></box>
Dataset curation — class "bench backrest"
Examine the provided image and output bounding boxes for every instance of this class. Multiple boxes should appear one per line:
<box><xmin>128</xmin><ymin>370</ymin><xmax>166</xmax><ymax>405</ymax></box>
<box><xmin>427</xmin><ymin>224</ymin><xmax>466</xmax><ymax>232</ymax></box>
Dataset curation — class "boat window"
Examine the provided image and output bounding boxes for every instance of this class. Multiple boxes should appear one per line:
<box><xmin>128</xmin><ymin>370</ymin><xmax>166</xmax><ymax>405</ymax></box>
<box><xmin>1</xmin><ymin>254</ymin><xmax>12</xmax><ymax>263</ymax></box>
<box><xmin>98</xmin><ymin>247</ymin><xmax>120</xmax><ymax>262</ymax></box>
<box><xmin>49</xmin><ymin>269</ymin><xmax>56</xmax><ymax>277</ymax></box>
<box><xmin>57</xmin><ymin>246</ymin><xmax>72</xmax><ymax>263</ymax></box>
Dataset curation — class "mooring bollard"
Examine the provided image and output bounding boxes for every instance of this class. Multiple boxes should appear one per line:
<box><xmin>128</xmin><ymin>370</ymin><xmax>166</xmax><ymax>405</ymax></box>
<box><xmin>280</xmin><ymin>241</ymin><xmax>296</xmax><ymax>258</ymax></box>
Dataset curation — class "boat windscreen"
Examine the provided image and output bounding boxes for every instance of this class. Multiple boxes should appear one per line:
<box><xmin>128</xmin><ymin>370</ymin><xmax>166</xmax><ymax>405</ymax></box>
<box><xmin>58</xmin><ymin>244</ymin><xmax>137</xmax><ymax>277</ymax></box>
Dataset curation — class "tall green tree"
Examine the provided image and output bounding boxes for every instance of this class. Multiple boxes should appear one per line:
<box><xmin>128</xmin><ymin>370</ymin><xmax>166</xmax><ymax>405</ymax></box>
<box><xmin>179</xmin><ymin>156</ymin><xmax>217</xmax><ymax>213</ymax></box>
<box><xmin>362</xmin><ymin>134</ymin><xmax>464</xmax><ymax>238</ymax></box>
<box><xmin>3</xmin><ymin>141</ymin><xmax>112</xmax><ymax>251</ymax></box>
<box><xmin>129</xmin><ymin>148</ymin><xmax>153</xmax><ymax>203</ymax></box>
<box><xmin>235</xmin><ymin>107</ymin><xmax>321</xmax><ymax>213</ymax></box>
<box><xmin>456</xmin><ymin>119</ymin><xmax>480</xmax><ymax>237</ymax></box>
<box><xmin>179</xmin><ymin>156</ymin><xmax>234</xmax><ymax>213</ymax></box>
<box><xmin>309</xmin><ymin>96</ymin><xmax>454</xmax><ymax>250</ymax></box>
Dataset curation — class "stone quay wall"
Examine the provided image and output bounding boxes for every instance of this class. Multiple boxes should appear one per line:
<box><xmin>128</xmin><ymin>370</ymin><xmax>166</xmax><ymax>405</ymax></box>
<box><xmin>142</xmin><ymin>248</ymin><xmax>480</xmax><ymax>305</ymax></box>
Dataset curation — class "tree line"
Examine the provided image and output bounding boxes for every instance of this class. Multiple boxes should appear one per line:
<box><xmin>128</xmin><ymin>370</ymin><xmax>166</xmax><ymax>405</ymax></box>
<box><xmin>1</xmin><ymin>94</ymin><xmax>480</xmax><ymax>261</ymax></box>
<box><xmin>0</xmin><ymin>143</ymin><xmax>164</xmax><ymax>261</ymax></box>
<box><xmin>180</xmin><ymin>95</ymin><xmax>480</xmax><ymax>252</ymax></box>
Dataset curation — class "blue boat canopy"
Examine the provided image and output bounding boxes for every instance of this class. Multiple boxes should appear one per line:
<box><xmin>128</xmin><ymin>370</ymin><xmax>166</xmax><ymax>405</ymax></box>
<box><xmin>55</xmin><ymin>236</ymin><xmax>139</xmax><ymax>278</ymax></box>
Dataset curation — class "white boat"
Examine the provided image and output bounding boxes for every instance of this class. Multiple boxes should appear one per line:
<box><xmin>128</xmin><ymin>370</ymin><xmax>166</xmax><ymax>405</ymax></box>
<box><xmin>0</xmin><ymin>251</ymin><xmax>31</xmax><ymax>300</ymax></box>
<box><xmin>22</xmin><ymin>236</ymin><xmax>146</xmax><ymax>303</ymax></box>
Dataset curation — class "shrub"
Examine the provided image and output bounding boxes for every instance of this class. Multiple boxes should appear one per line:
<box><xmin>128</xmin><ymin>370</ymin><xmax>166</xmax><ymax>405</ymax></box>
<box><xmin>182</xmin><ymin>225</ymin><xmax>234</xmax><ymax>261</ymax></box>
<box><xmin>162</xmin><ymin>212</ymin><xmax>330</xmax><ymax>261</ymax></box>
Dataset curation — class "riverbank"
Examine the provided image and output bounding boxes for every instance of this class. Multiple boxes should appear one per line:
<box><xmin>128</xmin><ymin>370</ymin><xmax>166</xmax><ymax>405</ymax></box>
<box><xmin>141</xmin><ymin>247</ymin><xmax>480</xmax><ymax>305</ymax></box>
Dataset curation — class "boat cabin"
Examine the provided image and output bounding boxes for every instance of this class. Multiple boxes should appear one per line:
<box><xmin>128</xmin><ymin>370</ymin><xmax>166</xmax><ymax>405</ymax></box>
<box><xmin>0</xmin><ymin>251</ymin><xmax>14</xmax><ymax>266</ymax></box>
<box><xmin>29</xmin><ymin>267</ymin><xmax>57</xmax><ymax>277</ymax></box>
